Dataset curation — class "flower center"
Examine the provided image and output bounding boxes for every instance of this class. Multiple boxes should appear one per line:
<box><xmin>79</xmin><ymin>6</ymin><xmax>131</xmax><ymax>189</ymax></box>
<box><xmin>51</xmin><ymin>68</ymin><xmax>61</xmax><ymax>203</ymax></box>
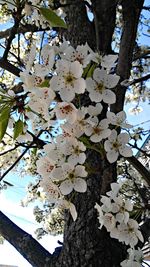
<box><xmin>60</xmin><ymin>105</ymin><xmax>73</xmax><ymax>114</ymax></box>
<box><xmin>112</xmin><ymin>141</ymin><xmax>121</xmax><ymax>150</ymax></box>
<box><xmin>96</xmin><ymin>82</ymin><xmax>104</xmax><ymax>93</ymax></box>
<box><xmin>65</xmin><ymin>73</ymin><xmax>75</xmax><ymax>85</ymax></box>
<box><xmin>68</xmin><ymin>172</ymin><xmax>75</xmax><ymax>181</ymax></box>
<box><xmin>93</xmin><ymin>126</ymin><xmax>101</xmax><ymax>134</ymax></box>
<box><xmin>46</xmin><ymin>164</ymin><xmax>54</xmax><ymax>173</ymax></box>
<box><xmin>74</xmin><ymin>145</ymin><xmax>80</xmax><ymax>155</ymax></box>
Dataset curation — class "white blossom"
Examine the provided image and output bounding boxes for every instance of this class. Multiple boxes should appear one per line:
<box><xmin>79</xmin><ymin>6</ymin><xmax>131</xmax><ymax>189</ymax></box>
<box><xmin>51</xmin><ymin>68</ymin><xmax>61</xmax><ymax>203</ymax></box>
<box><xmin>20</xmin><ymin>71</ymin><xmax>44</xmax><ymax>91</ymax></box>
<box><xmin>104</xmin><ymin>129</ymin><xmax>133</xmax><ymax>163</ymax></box>
<box><xmin>87</xmin><ymin>103</ymin><xmax>103</xmax><ymax>117</ymax></box>
<box><xmin>36</xmin><ymin>156</ymin><xmax>55</xmax><ymax>179</ymax></box>
<box><xmin>85</xmin><ymin>47</ymin><xmax>118</xmax><ymax>69</ymax></box>
<box><xmin>95</xmin><ymin>203</ymin><xmax>116</xmax><ymax>231</ymax></box>
<box><xmin>34</xmin><ymin>46</ymin><xmax>55</xmax><ymax>76</ymax></box>
<box><xmin>106</xmin><ymin>182</ymin><xmax>121</xmax><ymax>199</ymax></box>
<box><xmin>54</xmin><ymin>102</ymin><xmax>78</xmax><ymax>123</ymax></box>
<box><xmin>40</xmin><ymin>179</ymin><xmax>60</xmax><ymax>203</ymax></box>
<box><xmin>85</xmin><ymin>117</ymin><xmax>111</xmax><ymax>143</ymax></box>
<box><xmin>86</xmin><ymin>68</ymin><xmax>119</xmax><ymax>104</ymax></box>
<box><xmin>107</xmin><ymin>111</ymin><xmax>132</xmax><ymax>128</ymax></box>
<box><xmin>50</xmin><ymin>60</ymin><xmax>86</xmax><ymax>101</ymax></box>
<box><xmin>62</xmin><ymin>44</ymin><xmax>90</xmax><ymax>67</ymax></box>
<box><xmin>51</xmin><ymin>163</ymin><xmax>87</xmax><ymax>195</ymax></box>
<box><xmin>62</xmin><ymin>108</ymin><xmax>89</xmax><ymax>137</ymax></box>
<box><xmin>43</xmin><ymin>143</ymin><xmax>66</xmax><ymax>166</ymax></box>
<box><xmin>117</xmin><ymin>219</ymin><xmax>144</xmax><ymax>247</ymax></box>
<box><xmin>60</xmin><ymin>137</ymin><xmax>86</xmax><ymax>165</ymax></box>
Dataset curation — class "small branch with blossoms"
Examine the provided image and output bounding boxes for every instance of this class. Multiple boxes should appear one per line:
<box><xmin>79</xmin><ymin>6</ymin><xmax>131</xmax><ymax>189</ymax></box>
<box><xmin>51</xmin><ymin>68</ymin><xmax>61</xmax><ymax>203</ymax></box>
<box><xmin>95</xmin><ymin>182</ymin><xmax>145</xmax><ymax>267</ymax></box>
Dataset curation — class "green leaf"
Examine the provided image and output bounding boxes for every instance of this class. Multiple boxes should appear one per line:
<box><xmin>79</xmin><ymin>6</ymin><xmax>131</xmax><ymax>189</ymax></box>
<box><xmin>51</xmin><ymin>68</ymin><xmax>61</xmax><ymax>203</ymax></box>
<box><xmin>32</xmin><ymin>147</ymin><xmax>37</xmax><ymax>155</ymax></box>
<box><xmin>39</xmin><ymin>7</ymin><xmax>67</xmax><ymax>28</ymax></box>
<box><xmin>38</xmin><ymin>79</ymin><xmax>50</xmax><ymax>88</ymax></box>
<box><xmin>87</xmin><ymin>63</ymin><xmax>97</xmax><ymax>78</ymax></box>
<box><xmin>13</xmin><ymin>119</ymin><xmax>24</xmax><ymax>140</ymax></box>
<box><xmin>82</xmin><ymin>63</ymin><xmax>97</xmax><ymax>78</ymax></box>
<box><xmin>0</xmin><ymin>88</ymin><xmax>6</xmax><ymax>94</ymax></box>
<box><xmin>0</xmin><ymin>106</ymin><xmax>11</xmax><ymax>142</ymax></box>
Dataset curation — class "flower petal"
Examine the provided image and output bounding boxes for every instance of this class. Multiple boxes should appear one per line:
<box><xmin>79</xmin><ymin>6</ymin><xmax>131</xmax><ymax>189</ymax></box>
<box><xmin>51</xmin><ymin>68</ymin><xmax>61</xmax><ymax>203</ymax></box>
<box><xmin>106</xmin><ymin>150</ymin><xmax>119</xmax><ymax>163</ymax></box>
<box><xmin>102</xmin><ymin>89</ymin><xmax>116</xmax><ymax>104</ymax></box>
<box><xmin>59</xmin><ymin>180</ymin><xmax>73</xmax><ymax>195</ymax></box>
<box><xmin>119</xmin><ymin>145</ymin><xmax>133</xmax><ymax>157</ymax></box>
<box><xmin>73</xmin><ymin>178</ymin><xmax>87</xmax><ymax>193</ymax></box>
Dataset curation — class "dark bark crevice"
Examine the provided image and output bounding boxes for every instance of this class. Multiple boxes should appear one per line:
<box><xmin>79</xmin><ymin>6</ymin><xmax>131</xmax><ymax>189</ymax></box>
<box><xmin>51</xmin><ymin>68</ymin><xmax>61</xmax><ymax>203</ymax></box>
<box><xmin>91</xmin><ymin>0</ymin><xmax>117</xmax><ymax>53</ymax></box>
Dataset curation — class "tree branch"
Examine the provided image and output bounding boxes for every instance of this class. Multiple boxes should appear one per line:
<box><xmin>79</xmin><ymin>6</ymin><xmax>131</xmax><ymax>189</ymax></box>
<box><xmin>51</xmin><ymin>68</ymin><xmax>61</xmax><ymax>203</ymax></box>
<box><xmin>127</xmin><ymin>156</ymin><xmax>150</xmax><ymax>186</ymax></box>
<box><xmin>0</xmin><ymin>211</ymin><xmax>54</xmax><ymax>267</ymax></box>
<box><xmin>0</xmin><ymin>57</ymin><xmax>21</xmax><ymax>76</ymax></box>
<box><xmin>129</xmin><ymin>143</ymin><xmax>150</xmax><ymax>157</ymax></box>
<box><xmin>0</xmin><ymin>24</ymin><xmax>44</xmax><ymax>40</ymax></box>
<box><xmin>142</xmin><ymin>6</ymin><xmax>150</xmax><ymax>11</ymax></box>
<box><xmin>128</xmin><ymin>74</ymin><xmax>150</xmax><ymax>85</ymax></box>
<box><xmin>133</xmin><ymin>50</ymin><xmax>150</xmax><ymax>61</ymax></box>
<box><xmin>0</xmin><ymin>131</ymin><xmax>45</xmax><ymax>182</ymax></box>
<box><xmin>111</xmin><ymin>0</ymin><xmax>144</xmax><ymax>113</ymax></box>
<box><xmin>140</xmin><ymin>218</ymin><xmax>150</xmax><ymax>245</ymax></box>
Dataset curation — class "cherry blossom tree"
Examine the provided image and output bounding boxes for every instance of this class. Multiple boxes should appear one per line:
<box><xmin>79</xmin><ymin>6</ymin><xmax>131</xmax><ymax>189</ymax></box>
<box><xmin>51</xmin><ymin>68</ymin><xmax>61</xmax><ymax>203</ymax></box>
<box><xmin>0</xmin><ymin>1</ymin><xmax>150</xmax><ymax>267</ymax></box>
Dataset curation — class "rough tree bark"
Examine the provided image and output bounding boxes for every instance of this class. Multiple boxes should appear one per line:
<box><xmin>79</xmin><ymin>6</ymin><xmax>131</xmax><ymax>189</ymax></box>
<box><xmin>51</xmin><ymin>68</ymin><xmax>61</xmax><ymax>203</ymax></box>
<box><xmin>0</xmin><ymin>0</ymin><xmax>149</xmax><ymax>267</ymax></box>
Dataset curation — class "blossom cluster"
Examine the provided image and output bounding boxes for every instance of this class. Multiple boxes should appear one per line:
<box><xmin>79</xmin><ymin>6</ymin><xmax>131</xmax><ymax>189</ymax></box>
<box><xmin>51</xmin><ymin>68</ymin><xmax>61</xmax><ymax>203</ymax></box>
<box><xmin>120</xmin><ymin>248</ymin><xmax>143</xmax><ymax>267</ymax></box>
<box><xmin>95</xmin><ymin>182</ymin><xmax>144</xmax><ymax>266</ymax></box>
<box><xmin>18</xmin><ymin>40</ymin><xmax>134</xmax><ymax>222</ymax></box>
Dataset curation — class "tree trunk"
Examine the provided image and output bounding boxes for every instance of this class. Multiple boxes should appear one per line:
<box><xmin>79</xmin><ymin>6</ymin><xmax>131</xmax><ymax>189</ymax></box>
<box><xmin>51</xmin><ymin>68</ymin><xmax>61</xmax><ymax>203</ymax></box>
<box><xmin>54</xmin><ymin>1</ymin><xmax>144</xmax><ymax>266</ymax></box>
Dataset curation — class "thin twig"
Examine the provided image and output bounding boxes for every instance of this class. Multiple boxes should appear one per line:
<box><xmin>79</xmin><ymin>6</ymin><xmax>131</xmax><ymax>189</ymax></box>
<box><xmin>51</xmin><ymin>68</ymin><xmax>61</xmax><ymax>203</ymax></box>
<box><xmin>129</xmin><ymin>143</ymin><xmax>150</xmax><ymax>158</ymax></box>
<box><xmin>129</xmin><ymin>74</ymin><xmax>150</xmax><ymax>85</ymax></box>
<box><xmin>0</xmin><ymin>131</ymin><xmax>43</xmax><ymax>182</ymax></box>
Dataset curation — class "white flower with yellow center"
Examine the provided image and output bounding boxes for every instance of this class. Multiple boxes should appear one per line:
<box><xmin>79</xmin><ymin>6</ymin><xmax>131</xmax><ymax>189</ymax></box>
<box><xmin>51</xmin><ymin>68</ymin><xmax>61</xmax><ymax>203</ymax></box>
<box><xmin>50</xmin><ymin>59</ymin><xmax>86</xmax><ymax>101</ymax></box>
<box><xmin>60</xmin><ymin>137</ymin><xmax>86</xmax><ymax>165</ymax></box>
<box><xmin>51</xmin><ymin>163</ymin><xmax>87</xmax><ymax>195</ymax></box>
<box><xmin>85</xmin><ymin>117</ymin><xmax>111</xmax><ymax>143</ymax></box>
<box><xmin>86</xmin><ymin>68</ymin><xmax>119</xmax><ymax>104</ymax></box>
<box><xmin>104</xmin><ymin>129</ymin><xmax>133</xmax><ymax>163</ymax></box>
<box><xmin>117</xmin><ymin>219</ymin><xmax>144</xmax><ymax>247</ymax></box>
